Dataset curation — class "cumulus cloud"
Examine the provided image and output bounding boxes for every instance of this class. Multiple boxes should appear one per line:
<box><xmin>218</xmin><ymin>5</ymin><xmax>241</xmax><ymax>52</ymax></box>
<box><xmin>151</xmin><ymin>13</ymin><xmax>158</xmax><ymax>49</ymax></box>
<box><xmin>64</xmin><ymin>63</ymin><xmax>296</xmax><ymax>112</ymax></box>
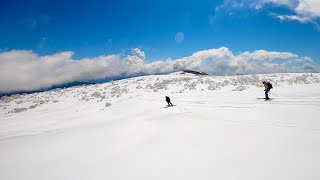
<box><xmin>0</xmin><ymin>47</ymin><xmax>317</xmax><ymax>93</ymax></box>
<box><xmin>124</xmin><ymin>48</ymin><xmax>145</xmax><ymax>65</ymax></box>
<box><xmin>158</xmin><ymin>47</ymin><xmax>314</xmax><ymax>74</ymax></box>
<box><xmin>217</xmin><ymin>0</ymin><xmax>320</xmax><ymax>29</ymax></box>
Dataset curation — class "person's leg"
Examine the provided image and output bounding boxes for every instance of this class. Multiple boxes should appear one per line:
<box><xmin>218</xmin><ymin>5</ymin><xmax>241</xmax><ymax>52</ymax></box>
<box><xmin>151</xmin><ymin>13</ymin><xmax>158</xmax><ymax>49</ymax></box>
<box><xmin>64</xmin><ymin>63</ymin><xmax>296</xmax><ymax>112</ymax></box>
<box><xmin>265</xmin><ymin>89</ymin><xmax>270</xmax><ymax>99</ymax></box>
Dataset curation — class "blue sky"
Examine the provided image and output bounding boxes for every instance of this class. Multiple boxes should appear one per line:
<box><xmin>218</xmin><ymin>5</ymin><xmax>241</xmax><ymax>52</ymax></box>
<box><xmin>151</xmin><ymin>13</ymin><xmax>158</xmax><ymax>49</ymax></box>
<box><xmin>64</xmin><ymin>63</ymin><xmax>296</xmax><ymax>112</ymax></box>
<box><xmin>0</xmin><ymin>0</ymin><xmax>320</xmax><ymax>93</ymax></box>
<box><xmin>1</xmin><ymin>0</ymin><xmax>319</xmax><ymax>61</ymax></box>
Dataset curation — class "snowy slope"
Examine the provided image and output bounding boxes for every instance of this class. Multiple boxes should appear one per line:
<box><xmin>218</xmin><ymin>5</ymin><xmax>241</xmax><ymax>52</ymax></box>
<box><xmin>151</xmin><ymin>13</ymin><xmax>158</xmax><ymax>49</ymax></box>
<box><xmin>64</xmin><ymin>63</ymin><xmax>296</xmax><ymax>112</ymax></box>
<box><xmin>0</xmin><ymin>72</ymin><xmax>320</xmax><ymax>180</ymax></box>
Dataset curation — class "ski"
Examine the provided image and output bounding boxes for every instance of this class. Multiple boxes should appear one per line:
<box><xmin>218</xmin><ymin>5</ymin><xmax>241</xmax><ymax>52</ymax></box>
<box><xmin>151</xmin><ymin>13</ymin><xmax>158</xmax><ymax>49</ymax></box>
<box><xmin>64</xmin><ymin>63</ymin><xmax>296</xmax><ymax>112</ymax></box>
<box><xmin>257</xmin><ymin>98</ymin><xmax>272</xmax><ymax>100</ymax></box>
<box><xmin>164</xmin><ymin>105</ymin><xmax>176</xmax><ymax>108</ymax></box>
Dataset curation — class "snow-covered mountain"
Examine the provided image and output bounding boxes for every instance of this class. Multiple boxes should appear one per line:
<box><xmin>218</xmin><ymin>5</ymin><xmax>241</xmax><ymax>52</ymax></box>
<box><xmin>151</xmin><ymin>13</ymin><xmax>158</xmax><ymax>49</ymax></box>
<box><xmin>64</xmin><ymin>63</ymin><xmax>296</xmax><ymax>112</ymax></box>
<box><xmin>1</xmin><ymin>72</ymin><xmax>320</xmax><ymax>180</ymax></box>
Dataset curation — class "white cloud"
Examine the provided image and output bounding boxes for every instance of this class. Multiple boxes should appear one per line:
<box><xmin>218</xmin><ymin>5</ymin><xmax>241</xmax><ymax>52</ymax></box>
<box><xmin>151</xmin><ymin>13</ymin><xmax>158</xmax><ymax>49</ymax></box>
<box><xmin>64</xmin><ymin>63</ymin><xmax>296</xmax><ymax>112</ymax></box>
<box><xmin>0</xmin><ymin>47</ymin><xmax>317</xmax><ymax>93</ymax></box>
<box><xmin>218</xmin><ymin>0</ymin><xmax>320</xmax><ymax>29</ymax></box>
<box><xmin>159</xmin><ymin>47</ymin><xmax>311</xmax><ymax>75</ymax></box>
<box><xmin>272</xmin><ymin>14</ymin><xmax>310</xmax><ymax>23</ymax></box>
<box><xmin>292</xmin><ymin>0</ymin><xmax>320</xmax><ymax>17</ymax></box>
<box><xmin>175</xmin><ymin>32</ymin><xmax>185</xmax><ymax>43</ymax></box>
<box><xmin>261</xmin><ymin>0</ymin><xmax>320</xmax><ymax>22</ymax></box>
<box><xmin>239</xmin><ymin>49</ymin><xmax>299</xmax><ymax>61</ymax></box>
<box><xmin>124</xmin><ymin>48</ymin><xmax>145</xmax><ymax>65</ymax></box>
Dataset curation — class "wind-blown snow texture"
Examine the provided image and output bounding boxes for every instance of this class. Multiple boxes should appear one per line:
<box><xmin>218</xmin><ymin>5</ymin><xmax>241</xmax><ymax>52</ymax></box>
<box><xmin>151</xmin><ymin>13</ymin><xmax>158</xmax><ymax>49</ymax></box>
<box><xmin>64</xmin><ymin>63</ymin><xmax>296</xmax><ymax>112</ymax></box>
<box><xmin>1</xmin><ymin>72</ymin><xmax>320</xmax><ymax>180</ymax></box>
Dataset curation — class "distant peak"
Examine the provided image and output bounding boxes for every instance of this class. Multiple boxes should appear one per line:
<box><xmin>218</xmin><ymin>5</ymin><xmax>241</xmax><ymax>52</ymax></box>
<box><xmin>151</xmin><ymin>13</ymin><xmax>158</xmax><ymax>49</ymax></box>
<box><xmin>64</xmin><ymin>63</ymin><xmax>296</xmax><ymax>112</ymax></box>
<box><xmin>182</xmin><ymin>70</ymin><xmax>208</xmax><ymax>75</ymax></box>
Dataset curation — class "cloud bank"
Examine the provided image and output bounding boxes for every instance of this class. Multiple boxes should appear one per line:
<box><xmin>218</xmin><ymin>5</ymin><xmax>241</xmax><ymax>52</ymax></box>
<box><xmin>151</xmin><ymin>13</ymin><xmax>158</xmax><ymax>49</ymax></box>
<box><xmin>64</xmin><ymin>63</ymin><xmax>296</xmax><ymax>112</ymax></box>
<box><xmin>0</xmin><ymin>47</ymin><xmax>317</xmax><ymax>93</ymax></box>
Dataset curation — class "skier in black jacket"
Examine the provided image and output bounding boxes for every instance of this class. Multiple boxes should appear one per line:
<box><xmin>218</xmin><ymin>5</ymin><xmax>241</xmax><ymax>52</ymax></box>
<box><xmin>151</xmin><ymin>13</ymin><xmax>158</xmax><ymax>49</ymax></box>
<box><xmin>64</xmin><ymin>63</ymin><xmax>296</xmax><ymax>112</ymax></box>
<box><xmin>165</xmin><ymin>96</ymin><xmax>173</xmax><ymax>106</ymax></box>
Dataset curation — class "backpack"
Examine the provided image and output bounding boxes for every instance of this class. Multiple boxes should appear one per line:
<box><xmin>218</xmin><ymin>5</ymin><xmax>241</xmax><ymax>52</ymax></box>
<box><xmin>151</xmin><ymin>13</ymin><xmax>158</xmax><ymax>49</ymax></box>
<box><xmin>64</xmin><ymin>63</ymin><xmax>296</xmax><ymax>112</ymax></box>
<box><xmin>267</xmin><ymin>82</ymin><xmax>273</xmax><ymax>89</ymax></box>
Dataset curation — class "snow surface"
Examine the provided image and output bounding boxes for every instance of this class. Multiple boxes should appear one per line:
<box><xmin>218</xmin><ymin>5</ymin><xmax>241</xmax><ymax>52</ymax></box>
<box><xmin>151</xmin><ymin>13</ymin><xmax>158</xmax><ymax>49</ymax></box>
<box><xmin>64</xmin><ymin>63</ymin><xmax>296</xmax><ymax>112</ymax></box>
<box><xmin>0</xmin><ymin>72</ymin><xmax>320</xmax><ymax>180</ymax></box>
